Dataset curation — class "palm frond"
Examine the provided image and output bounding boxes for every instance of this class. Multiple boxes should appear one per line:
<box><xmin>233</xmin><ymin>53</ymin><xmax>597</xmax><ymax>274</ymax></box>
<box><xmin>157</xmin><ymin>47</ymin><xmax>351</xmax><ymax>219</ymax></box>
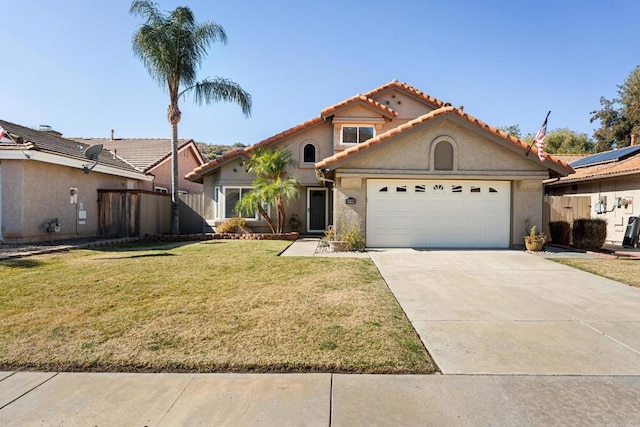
<box><xmin>189</xmin><ymin>77</ymin><xmax>252</xmax><ymax>117</ymax></box>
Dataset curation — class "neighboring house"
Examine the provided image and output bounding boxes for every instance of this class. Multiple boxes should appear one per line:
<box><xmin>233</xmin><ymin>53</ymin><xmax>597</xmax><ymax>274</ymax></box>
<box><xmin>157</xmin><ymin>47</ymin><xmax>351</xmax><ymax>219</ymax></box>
<box><xmin>71</xmin><ymin>132</ymin><xmax>205</xmax><ymax>194</ymax></box>
<box><xmin>187</xmin><ymin>80</ymin><xmax>573</xmax><ymax>248</ymax></box>
<box><xmin>545</xmin><ymin>142</ymin><xmax>640</xmax><ymax>245</ymax></box>
<box><xmin>0</xmin><ymin>120</ymin><xmax>153</xmax><ymax>243</ymax></box>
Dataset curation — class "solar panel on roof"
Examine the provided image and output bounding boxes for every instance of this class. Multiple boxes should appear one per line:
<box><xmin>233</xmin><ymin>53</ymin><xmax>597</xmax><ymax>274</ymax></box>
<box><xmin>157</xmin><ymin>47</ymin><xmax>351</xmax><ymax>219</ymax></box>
<box><xmin>570</xmin><ymin>145</ymin><xmax>640</xmax><ymax>168</ymax></box>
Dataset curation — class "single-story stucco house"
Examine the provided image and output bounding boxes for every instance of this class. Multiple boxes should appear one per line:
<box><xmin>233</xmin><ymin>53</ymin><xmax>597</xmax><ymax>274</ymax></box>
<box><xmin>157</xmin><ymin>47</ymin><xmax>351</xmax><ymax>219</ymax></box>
<box><xmin>546</xmin><ymin>141</ymin><xmax>640</xmax><ymax>245</ymax></box>
<box><xmin>71</xmin><ymin>132</ymin><xmax>205</xmax><ymax>195</ymax></box>
<box><xmin>0</xmin><ymin>120</ymin><xmax>152</xmax><ymax>243</ymax></box>
<box><xmin>186</xmin><ymin>80</ymin><xmax>573</xmax><ymax>248</ymax></box>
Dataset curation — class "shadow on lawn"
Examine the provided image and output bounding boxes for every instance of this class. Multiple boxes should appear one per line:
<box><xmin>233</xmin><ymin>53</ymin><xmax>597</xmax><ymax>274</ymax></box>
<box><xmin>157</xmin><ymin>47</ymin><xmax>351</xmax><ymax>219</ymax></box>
<box><xmin>90</xmin><ymin>241</ymin><xmax>195</xmax><ymax>253</ymax></box>
<box><xmin>95</xmin><ymin>252</ymin><xmax>177</xmax><ymax>260</ymax></box>
<box><xmin>1</xmin><ymin>258</ymin><xmax>45</xmax><ymax>268</ymax></box>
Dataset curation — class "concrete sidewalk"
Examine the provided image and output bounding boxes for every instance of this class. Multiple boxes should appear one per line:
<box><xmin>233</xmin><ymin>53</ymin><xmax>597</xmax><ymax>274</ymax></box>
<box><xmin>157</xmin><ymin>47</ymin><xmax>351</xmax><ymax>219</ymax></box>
<box><xmin>2</xmin><ymin>371</ymin><xmax>640</xmax><ymax>426</ymax></box>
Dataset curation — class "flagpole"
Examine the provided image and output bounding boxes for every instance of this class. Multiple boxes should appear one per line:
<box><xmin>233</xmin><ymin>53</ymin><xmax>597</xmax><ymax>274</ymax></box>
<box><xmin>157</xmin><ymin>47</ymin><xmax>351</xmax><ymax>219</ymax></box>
<box><xmin>526</xmin><ymin>110</ymin><xmax>551</xmax><ymax>156</ymax></box>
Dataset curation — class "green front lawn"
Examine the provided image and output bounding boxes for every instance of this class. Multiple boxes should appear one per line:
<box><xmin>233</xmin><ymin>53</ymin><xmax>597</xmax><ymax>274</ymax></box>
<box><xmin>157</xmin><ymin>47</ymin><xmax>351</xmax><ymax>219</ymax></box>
<box><xmin>0</xmin><ymin>240</ymin><xmax>435</xmax><ymax>373</ymax></box>
<box><xmin>550</xmin><ymin>257</ymin><xmax>640</xmax><ymax>288</ymax></box>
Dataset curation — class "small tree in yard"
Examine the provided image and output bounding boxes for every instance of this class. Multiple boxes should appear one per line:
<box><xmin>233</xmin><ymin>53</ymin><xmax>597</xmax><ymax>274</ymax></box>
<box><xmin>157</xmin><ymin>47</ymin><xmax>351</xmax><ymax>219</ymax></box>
<box><xmin>236</xmin><ymin>147</ymin><xmax>300</xmax><ymax>234</ymax></box>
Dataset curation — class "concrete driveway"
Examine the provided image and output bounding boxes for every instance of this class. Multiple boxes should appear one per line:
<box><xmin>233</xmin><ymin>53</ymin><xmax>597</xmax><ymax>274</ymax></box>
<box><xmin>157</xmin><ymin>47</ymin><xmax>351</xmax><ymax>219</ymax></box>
<box><xmin>369</xmin><ymin>249</ymin><xmax>640</xmax><ymax>375</ymax></box>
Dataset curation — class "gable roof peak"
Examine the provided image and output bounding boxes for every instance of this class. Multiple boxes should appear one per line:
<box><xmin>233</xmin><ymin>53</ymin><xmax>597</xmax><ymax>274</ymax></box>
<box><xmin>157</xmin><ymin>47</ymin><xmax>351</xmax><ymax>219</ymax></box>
<box><xmin>316</xmin><ymin>105</ymin><xmax>573</xmax><ymax>176</ymax></box>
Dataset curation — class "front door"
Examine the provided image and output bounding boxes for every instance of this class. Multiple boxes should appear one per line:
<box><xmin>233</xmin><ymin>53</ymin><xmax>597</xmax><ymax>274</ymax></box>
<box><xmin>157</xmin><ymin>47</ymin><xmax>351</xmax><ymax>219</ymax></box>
<box><xmin>307</xmin><ymin>188</ymin><xmax>328</xmax><ymax>233</ymax></box>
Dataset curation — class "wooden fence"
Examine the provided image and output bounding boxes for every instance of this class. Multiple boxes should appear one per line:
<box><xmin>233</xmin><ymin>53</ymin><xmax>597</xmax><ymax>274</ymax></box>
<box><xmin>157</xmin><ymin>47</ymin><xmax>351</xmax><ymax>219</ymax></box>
<box><xmin>98</xmin><ymin>190</ymin><xmax>206</xmax><ymax>238</ymax></box>
<box><xmin>98</xmin><ymin>190</ymin><xmax>171</xmax><ymax>238</ymax></box>
<box><xmin>178</xmin><ymin>193</ymin><xmax>206</xmax><ymax>234</ymax></box>
<box><xmin>543</xmin><ymin>195</ymin><xmax>591</xmax><ymax>235</ymax></box>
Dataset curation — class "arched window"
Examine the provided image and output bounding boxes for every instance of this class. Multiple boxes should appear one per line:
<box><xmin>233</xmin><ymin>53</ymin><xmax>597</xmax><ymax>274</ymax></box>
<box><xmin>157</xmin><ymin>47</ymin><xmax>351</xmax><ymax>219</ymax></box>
<box><xmin>434</xmin><ymin>141</ymin><xmax>454</xmax><ymax>170</ymax></box>
<box><xmin>303</xmin><ymin>143</ymin><xmax>317</xmax><ymax>163</ymax></box>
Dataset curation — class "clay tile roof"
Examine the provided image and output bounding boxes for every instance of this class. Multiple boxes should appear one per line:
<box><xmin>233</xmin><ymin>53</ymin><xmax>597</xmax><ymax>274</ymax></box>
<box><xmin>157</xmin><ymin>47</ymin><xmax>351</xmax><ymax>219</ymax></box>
<box><xmin>320</xmin><ymin>94</ymin><xmax>398</xmax><ymax>119</ymax></box>
<box><xmin>0</xmin><ymin>119</ymin><xmax>143</xmax><ymax>173</ymax></box>
<box><xmin>362</xmin><ymin>80</ymin><xmax>447</xmax><ymax>109</ymax></box>
<box><xmin>185</xmin><ymin>147</ymin><xmax>249</xmax><ymax>182</ymax></box>
<box><xmin>316</xmin><ymin>106</ymin><xmax>574</xmax><ymax>175</ymax></box>
<box><xmin>186</xmin><ymin>117</ymin><xmax>324</xmax><ymax>182</ymax></box>
<box><xmin>547</xmin><ymin>150</ymin><xmax>640</xmax><ymax>185</ymax></box>
<box><xmin>246</xmin><ymin>117</ymin><xmax>324</xmax><ymax>153</ymax></box>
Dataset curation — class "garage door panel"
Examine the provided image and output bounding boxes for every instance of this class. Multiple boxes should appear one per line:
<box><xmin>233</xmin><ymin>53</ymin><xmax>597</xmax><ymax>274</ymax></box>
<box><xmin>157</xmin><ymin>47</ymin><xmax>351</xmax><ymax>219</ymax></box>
<box><xmin>367</xmin><ymin>179</ymin><xmax>510</xmax><ymax>248</ymax></box>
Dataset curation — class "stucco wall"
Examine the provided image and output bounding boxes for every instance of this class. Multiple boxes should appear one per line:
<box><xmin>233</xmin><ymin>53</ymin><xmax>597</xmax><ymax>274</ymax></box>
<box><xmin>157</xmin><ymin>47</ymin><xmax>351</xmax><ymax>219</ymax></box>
<box><xmin>547</xmin><ymin>176</ymin><xmax>640</xmax><ymax>244</ymax></box>
<box><xmin>1</xmin><ymin>160</ymin><xmax>24</xmax><ymax>239</ymax></box>
<box><xmin>345</xmin><ymin>119</ymin><xmax>545</xmax><ymax>174</ymax></box>
<box><xmin>2</xmin><ymin>159</ymin><xmax>137</xmax><ymax>242</ymax></box>
<box><xmin>512</xmin><ymin>180</ymin><xmax>544</xmax><ymax>245</ymax></box>
<box><xmin>151</xmin><ymin>146</ymin><xmax>204</xmax><ymax>194</ymax></box>
<box><xmin>333</xmin><ymin>177</ymin><xmax>367</xmax><ymax>237</ymax></box>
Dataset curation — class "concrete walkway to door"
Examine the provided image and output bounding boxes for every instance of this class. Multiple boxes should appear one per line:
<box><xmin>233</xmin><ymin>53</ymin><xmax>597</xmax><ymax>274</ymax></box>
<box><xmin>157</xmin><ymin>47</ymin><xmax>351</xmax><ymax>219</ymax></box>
<box><xmin>368</xmin><ymin>249</ymin><xmax>640</xmax><ymax>375</ymax></box>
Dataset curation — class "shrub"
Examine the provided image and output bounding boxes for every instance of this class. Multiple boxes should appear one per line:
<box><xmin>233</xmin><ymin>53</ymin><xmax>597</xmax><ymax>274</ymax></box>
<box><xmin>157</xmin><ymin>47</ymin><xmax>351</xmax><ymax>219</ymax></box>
<box><xmin>216</xmin><ymin>217</ymin><xmax>249</xmax><ymax>234</ymax></box>
<box><xmin>549</xmin><ymin>221</ymin><xmax>571</xmax><ymax>245</ymax></box>
<box><xmin>342</xmin><ymin>223</ymin><xmax>365</xmax><ymax>252</ymax></box>
<box><xmin>572</xmin><ymin>218</ymin><xmax>607</xmax><ymax>249</ymax></box>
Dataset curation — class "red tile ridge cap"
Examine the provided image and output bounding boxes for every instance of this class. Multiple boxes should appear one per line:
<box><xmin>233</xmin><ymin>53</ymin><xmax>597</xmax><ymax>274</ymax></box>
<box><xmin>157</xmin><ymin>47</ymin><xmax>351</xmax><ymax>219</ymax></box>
<box><xmin>186</xmin><ymin>117</ymin><xmax>325</xmax><ymax>180</ymax></box>
<box><xmin>320</xmin><ymin>94</ymin><xmax>398</xmax><ymax>119</ymax></box>
<box><xmin>363</xmin><ymin>80</ymin><xmax>447</xmax><ymax>109</ymax></box>
<box><xmin>449</xmin><ymin>108</ymin><xmax>573</xmax><ymax>173</ymax></box>
<box><xmin>186</xmin><ymin>147</ymin><xmax>248</xmax><ymax>180</ymax></box>
<box><xmin>246</xmin><ymin>116</ymin><xmax>325</xmax><ymax>153</ymax></box>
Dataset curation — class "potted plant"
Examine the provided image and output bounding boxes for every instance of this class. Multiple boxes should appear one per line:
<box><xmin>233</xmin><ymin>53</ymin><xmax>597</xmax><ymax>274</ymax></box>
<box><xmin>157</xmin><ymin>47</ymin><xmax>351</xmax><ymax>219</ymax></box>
<box><xmin>524</xmin><ymin>225</ymin><xmax>546</xmax><ymax>251</ymax></box>
<box><xmin>323</xmin><ymin>226</ymin><xmax>348</xmax><ymax>252</ymax></box>
<box><xmin>288</xmin><ymin>214</ymin><xmax>300</xmax><ymax>232</ymax></box>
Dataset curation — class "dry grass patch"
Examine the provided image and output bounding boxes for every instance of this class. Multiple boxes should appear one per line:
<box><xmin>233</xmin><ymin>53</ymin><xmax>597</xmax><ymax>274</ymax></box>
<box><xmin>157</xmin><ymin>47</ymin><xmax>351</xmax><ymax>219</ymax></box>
<box><xmin>0</xmin><ymin>240</ymin><xmax>435</xmax><ymax>373</ymax></box>
<box><xmin>550</xmin><ymin>257</ymin><xmax>640</xmax><ymax>288</ymax></box>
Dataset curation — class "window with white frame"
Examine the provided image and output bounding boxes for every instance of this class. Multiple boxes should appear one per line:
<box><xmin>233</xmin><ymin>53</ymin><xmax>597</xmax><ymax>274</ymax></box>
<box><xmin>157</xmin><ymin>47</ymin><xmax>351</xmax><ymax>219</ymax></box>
<box><xmin>154</xmin><ymin>186</ymin><xmax>169</xmax><ymax>193</ymax></box>
<box><xmin>224</xmin><ymin>187</ymin><xmax>256</xmax><ymax>219</ymax></box>
<box><xmin>341</xmin><ymin>126</ymin><xmax>375</xmax><ymax>144</ymax></box>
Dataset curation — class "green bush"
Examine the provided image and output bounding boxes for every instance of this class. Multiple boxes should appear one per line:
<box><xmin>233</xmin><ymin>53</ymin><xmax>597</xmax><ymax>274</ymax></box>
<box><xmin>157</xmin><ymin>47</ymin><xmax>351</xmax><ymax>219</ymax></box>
<box><xmin>216</xmin><ymin>217</ymin><xmax>248</xmax><ymax>234</ymax></box>
<box><xmin>572</xmin><ymin>218</ymin><xmax>607</xmax><ymax>249</ymax></box>
<box><xmin>549</xmin><ymin>221</ymin><xmax>571</xmax><ymax>245</ymax></box>
<box><xmin>342</xmin><ymin>223</ymin><xmax>365</xmax><ymax>252</ymax></box>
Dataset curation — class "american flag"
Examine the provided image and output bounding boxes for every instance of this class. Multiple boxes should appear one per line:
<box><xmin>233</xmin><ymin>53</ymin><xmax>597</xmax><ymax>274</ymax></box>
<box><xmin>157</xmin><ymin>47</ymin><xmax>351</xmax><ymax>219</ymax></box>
<box><xmin>0</xmin><ymin>125</ymin><xmax>5</xmax><ymax>140</ymax></box>
<box><xmin>534</xmin><ymin>112</ymin><xmax>550</xmax><ymax>162</ymax></box>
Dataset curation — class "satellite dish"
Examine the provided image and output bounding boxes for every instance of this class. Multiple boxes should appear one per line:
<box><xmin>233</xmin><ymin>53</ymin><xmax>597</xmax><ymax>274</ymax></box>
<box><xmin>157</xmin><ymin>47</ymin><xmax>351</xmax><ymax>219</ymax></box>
<box><xmin>82</xmin><ymin>144</ymin><xmax>102</xmax><ymax>174</ymax></box>
<box><xmin>84</xmin><ymin>144</ymin><xmax>103</xmax><ymax>161</ymax></box>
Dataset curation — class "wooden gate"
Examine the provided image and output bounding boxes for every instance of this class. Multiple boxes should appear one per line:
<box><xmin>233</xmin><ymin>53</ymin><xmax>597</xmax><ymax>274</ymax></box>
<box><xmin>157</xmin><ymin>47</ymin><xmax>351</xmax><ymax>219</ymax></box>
<box><xmin>98</xmin><ymin>190</ymin><xmax>171</xmax><ymax>238</ymax></box>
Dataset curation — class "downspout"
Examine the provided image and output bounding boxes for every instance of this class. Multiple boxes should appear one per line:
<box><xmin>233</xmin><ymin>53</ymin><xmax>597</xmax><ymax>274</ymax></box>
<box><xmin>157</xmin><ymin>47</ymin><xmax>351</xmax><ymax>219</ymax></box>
<box><xmin>315</xmin><ymin>168</ymin><xmax>335</xmax><ymax>186</ymax></box>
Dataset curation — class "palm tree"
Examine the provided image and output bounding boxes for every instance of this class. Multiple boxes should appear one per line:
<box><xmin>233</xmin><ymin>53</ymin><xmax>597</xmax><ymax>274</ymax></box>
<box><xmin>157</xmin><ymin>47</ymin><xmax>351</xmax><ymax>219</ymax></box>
<box><xmin>129</xmin><ymin>1</ymin><xmax>252</xmax><ymax>234</ymax></box>
<box><xmin>236</xmin><ymin>147</ymin><xmax>300</xmax><ymax>234</ymax></box>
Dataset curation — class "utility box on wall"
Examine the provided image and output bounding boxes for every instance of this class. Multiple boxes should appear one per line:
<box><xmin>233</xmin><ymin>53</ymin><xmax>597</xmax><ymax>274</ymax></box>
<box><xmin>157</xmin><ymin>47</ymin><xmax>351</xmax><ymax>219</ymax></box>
<box><xmin>595</xmin><ymin>196</ymin><xmax>607</xmax><ymax>214</ymax></box>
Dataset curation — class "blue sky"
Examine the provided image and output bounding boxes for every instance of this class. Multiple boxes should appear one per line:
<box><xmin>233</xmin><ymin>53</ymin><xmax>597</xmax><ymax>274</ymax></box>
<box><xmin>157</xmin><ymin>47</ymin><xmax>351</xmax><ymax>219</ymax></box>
<box><xmin>2</xmin><ymin>0</ymin><xmax>639</xmax><ymax>145</ymax></box>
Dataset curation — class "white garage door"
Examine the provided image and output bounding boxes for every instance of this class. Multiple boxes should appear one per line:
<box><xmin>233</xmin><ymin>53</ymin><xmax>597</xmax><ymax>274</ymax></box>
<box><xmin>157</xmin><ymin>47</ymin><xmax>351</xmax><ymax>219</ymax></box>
<box><xmin>366</xmin><ymin>179</ymin><xmax>510</xmax><ymax>248</ymax></box>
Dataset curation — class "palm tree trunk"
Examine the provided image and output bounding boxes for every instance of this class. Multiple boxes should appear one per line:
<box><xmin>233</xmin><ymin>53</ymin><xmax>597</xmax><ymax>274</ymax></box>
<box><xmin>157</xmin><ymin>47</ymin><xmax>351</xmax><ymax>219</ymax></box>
<box><xmin>257</xmin><ymin>204</ymin><xmax>276</xmax><ymax>234</ymax></box>
<box><xmin>168</xmin><ymin>103</ymin><xmax>181</xmax><ymax>235</ymax></box>
<box><xmin>276</xmin><ymin>198</ymin><xmax>285</xmax><ymax>234</ymax></box>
